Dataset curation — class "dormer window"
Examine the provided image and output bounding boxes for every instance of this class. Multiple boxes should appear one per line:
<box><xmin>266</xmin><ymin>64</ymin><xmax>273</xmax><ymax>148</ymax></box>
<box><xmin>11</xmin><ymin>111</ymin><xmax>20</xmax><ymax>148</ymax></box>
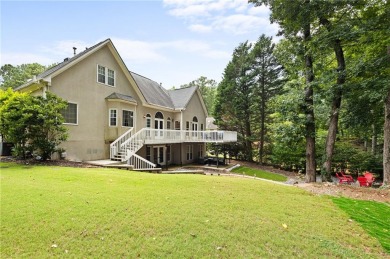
<box><xmin>97</xmin><ymin>65</ymin><xmax>115</xmax><ymax>87</ymax></box>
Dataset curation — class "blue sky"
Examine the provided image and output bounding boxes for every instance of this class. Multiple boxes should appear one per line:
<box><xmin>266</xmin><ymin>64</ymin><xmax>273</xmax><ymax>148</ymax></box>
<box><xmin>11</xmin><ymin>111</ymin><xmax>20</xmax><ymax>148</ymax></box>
<box><xmin>1</xmin><ymin>0</ymin><xmax>278</xmax><ymax>88</ymax></box>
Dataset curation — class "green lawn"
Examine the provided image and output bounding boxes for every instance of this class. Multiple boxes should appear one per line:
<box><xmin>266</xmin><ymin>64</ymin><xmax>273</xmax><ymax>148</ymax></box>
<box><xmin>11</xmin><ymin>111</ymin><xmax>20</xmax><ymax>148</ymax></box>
<box><xmin>231</xmin><ymin>166</ymin><xmax>287</xmax><ymax>182</ymax></box>
<box><xmin>1</xmin><ymin>162</ymin><xmax>387</xmax><ymax>258</ymax></box>
<box><xmin>332</xmin><ymin>197</ymin><xmax>390</xmax><ymax>253</ymax></box>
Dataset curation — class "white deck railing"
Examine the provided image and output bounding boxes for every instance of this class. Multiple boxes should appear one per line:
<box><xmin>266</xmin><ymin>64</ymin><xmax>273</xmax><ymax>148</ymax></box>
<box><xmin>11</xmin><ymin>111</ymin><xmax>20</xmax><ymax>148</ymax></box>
<box><xmin>110</xmin><ymin>127</ymin><xmax>133</xmax><ymax>159</ymax></box>
<box><xmin>110</xmin><ymin>128</ymin><xmax>237</xmax><ymax>162</ymax></box>
<box><xmin>141</xmin><ymin>128</ymin><xmax>237</xmax><ymax>144</ymax></box>
<box><xmin>128</xmin><ymin>153</ymin><xmax>156</xmax><ymax>170</ymax></box>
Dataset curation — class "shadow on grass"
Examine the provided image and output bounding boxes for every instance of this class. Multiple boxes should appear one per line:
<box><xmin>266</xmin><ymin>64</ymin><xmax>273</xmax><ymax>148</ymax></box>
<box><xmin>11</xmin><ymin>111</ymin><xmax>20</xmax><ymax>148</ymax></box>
<box><xmin>332</xmin><ymin>197</ymin><xmax>390</xmax><ymax>253</ymax></box>
<box><xmin>231</xmin><ymin>166</ymin><xmax>287</xmax><ymax>182</ymax></box>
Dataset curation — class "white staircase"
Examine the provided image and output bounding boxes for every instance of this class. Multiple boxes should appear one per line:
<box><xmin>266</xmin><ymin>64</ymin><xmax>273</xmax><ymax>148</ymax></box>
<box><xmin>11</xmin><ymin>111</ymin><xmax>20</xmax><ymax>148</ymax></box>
<box><xmin>110</xmin><ymin>128</ymin><xmax>156</xmax><ymax>170</ymax></box>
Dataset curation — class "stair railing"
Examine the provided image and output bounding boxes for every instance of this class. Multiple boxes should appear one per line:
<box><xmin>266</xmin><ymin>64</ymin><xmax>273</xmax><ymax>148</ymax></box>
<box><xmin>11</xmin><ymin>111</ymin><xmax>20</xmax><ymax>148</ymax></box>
<box><xmin>128</xmin><ymin>153</ymin><xmax>156</xmax><ymax>169</ymax></box>
<box><xmin>110</xmin><ymin>127</ymin><xmax>134</xmax><ymax>159</ymax></box>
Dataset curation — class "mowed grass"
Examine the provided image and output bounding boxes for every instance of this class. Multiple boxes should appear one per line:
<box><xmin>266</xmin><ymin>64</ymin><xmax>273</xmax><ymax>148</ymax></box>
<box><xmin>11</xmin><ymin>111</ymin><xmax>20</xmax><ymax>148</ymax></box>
<box><xmin>0</xmin><ymin>163</ymin><xmax>387</xmax><ymax>258</ymax></box>
<box><xmin>332</xmin><ymin>197</ymin><xmax>390</xmax><ymax>253</ymax></box>
<box><xmin>231</xmin><ymin>166</ymin><xmax>287</xmax><ymax>182</ymax></box>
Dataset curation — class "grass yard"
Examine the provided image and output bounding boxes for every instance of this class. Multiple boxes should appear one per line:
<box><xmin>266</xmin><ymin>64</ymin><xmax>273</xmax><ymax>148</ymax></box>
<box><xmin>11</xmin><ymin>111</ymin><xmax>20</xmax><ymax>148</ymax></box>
<box><xmin>332</xmin><ymin>197</ymin><xmax>390</xmax><ymax>253</ymax></box>
<box><xmin>1</xmin><ymin>162</ymin><xmax>388</xmax><ymax>258</ymax></box>
<box><xmin>231</xmin><ymin>166</ymin><xmax>287</xmax><ymax>182</ymax></box>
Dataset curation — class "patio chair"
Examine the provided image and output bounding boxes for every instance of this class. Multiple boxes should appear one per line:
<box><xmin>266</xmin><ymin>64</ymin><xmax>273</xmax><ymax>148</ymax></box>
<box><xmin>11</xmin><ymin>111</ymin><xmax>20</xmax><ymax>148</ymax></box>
<box><xmin>363</xmin><ymin>172</ymin><xmax>375</xmax><ymax>187</ymax></box>
<box><xmin>339</xmin><ymin>171</ymin><xmax>354</xmax><ymax>182</ymax></box>
<box><xmin>357</xmin><ymin>176</ymin><xmax>370</xmax><ymax>187</ymax></box>
<box><xmin>335</xmin><ymin>172</ymin><xmax>354</xmax><ymax>184</ymax></box>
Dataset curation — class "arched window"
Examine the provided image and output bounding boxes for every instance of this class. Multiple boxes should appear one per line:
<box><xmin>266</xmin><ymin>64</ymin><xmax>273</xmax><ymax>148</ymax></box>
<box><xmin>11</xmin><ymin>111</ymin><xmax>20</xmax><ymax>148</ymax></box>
<box><xmin>155</xmin><ymin>112</ymin><xmax>164</xmax><ymax>138</ymax></box>
<box><xmin>192</xmin><ymin>116</ymin><xmax>198</xmax><ymax>131</ymax></box>
<box><xmin>155</xmin><ymin>112</ymin><xmax>164</xmax><ymax>119</ymax></box>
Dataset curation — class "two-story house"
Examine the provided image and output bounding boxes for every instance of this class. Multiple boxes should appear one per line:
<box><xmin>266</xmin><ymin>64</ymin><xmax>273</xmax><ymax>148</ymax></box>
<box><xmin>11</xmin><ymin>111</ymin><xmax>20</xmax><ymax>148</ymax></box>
<box><xmin>15</xmin><ymin>39</ymin><xmax>236</xmax><ymax>169</ymax></box>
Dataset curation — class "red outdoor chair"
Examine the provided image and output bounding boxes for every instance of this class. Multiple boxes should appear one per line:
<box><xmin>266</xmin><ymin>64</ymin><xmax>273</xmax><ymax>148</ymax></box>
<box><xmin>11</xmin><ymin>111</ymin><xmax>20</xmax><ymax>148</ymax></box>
<box><xmin>339</xmin><ymin>171</ymin><xmax>354</xmax><ymax>182</ymax></box>
<box><xmin>357</xmin><ymin>176</ymin><xmax>370</xmax><ymax>187</ymax></box>
<box><xmin>363</xmin><ymin>172</ymin><xmax>375</xmax><ymax>186</ymax></box>
<box><xmin>335</xmin><ymin>172</ymin><xmax>354</xmax><ymax>184</ymax></box>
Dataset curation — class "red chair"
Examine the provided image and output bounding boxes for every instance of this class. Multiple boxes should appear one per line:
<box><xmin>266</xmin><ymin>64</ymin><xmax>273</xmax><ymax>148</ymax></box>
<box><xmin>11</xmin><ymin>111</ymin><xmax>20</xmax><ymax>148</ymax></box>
<box><xmin>363</xmin><ymin>172</ymin><xmax>375</xmax><ymax>187</ymax></box>
<box><xmin>336</xmin><ymin>172</ymin><xmax>354</xmax><ymax>184</ymax></box>
<box><xmin>339</xmin><ymin>171</ymin><xmax>354</xmax><ymax>182</ymax></box>
<box><xmin>357</xmin><ymin>176</ymin><xmax>370</xmax><ymax>187</ymax></box>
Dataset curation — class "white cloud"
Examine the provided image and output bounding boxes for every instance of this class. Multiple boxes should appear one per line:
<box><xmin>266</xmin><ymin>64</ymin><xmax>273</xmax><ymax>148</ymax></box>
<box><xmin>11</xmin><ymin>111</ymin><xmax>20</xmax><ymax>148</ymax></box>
<box><xmin>41</xmin><ymin>40</ymin><xmax>93</xmax><ymax>57</ymax></box>
<box><xmin>111</xmin><ymin>38</ymin><xmax>168</xmax><ymax>64</ymax></box>
<box><xmin>1</xmin><ymin>53</ymin><xmax>54</xmax><ymax>66</ymax></box>
<box><xmin>213</xmin><ymin>14</ymin><xmax>270</xmax><ymax>35</ymax></box>
<box><xmin>163</xmin><ymin>0</ymin><xmax>276</xmax><ymax>36</ymax></box>
<box><xmin>189</xmin><ymin>24</ymin><xmax>212</xmax><ymax>33</ymax></box>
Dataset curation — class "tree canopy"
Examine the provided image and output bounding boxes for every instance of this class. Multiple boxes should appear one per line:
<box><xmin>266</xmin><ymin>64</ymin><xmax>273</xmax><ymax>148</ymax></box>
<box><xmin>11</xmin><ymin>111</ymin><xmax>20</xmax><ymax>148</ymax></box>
<box><xmin>0</xmin><ymin>63</ymin><xmax>47</xmax><ymax>89</ymax></box>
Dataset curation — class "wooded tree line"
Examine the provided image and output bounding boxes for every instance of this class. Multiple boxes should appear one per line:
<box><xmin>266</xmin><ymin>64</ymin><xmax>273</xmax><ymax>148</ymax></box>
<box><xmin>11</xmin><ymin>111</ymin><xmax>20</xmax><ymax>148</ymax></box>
<box><xmin>213</xmin><ymin>0</ymin><xmax>389</xmax><ymax>183</ymax></box>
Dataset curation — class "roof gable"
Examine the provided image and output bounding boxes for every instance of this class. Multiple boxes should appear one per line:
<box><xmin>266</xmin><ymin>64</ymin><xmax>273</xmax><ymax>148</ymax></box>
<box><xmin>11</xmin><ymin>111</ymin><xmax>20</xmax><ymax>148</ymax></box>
<box><xmin>15</xmin><ymin>39</ymin><xmax>110</xmax><ymax>90</ymax></box>
<box><xmin>167</xmin><ymin>86</ymin><xmax>198</xmax><ymax>109</ymax></box>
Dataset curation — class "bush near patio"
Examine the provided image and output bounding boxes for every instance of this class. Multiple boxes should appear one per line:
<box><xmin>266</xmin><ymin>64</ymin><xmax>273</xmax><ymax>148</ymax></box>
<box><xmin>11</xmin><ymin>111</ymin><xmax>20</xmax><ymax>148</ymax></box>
<box><xmin>1</xmin><ymin>163</ymin><xmax>388</xmax><ymax>258</ymax></box>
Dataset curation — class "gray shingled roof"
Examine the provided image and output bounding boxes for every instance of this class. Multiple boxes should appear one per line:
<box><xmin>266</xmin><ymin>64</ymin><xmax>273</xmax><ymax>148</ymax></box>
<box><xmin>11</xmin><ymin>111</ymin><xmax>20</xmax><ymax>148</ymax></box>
<box><xmin>130</xmin><ymin>71</ymin><xmax>175</xmax><ymax>109</ymax></box>
<box><xmin>15</xmin><ymin>39</ymin><xmax>110</xmax><ymax>91</ymax></box>
<box><xmin>105</xmin><ymin>92</ymin><xmax>137</xmax><ymax>103</ymax></box>
<box><xmin>167</xmin><ymin>86</ymin><xmax>198</xmax><ymax>109</ymax></box>
<box><xmin>15</xmin><ymin>38</ymin><xmax>198</xmax><ymax>111</ymax></box>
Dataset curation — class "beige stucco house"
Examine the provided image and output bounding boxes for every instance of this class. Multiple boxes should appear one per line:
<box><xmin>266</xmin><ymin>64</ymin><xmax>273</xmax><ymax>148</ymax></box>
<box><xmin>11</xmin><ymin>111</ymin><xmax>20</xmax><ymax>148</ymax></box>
<box><xmin>15</xmin><ymin>39</ymin><xmax>236</xmax><ymax>169</ymax></box>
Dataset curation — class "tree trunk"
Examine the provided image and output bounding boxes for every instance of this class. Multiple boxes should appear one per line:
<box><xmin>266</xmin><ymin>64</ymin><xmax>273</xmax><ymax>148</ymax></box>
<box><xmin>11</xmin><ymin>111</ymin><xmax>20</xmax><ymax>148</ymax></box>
<box><xmin>245</xmin><ymin>110</ymin><xmax>253</xmax><ymax>162</ymax></box>
<box><xmin>371</xmin><ymin>123</ymin><xmax>377</xmax><ymax>155</ymax></box>
<box><xmin>303</xmin><ymin>22</ymin><xmax>316</xmax><ymax>183</ymax></box>
<box><xmin>383</xmin><ymin>88</ymin><xmax>390</xmax><ymax>185</ymax></box>
<box><xmin>319</xmin><ymin>17</ymin><xmax>346</xmax><ymax>182</ymax></box>
<box><xmin>259</xmin><ymin>72</ymin><xmax>266</xmax><ymax>165</ymax></box>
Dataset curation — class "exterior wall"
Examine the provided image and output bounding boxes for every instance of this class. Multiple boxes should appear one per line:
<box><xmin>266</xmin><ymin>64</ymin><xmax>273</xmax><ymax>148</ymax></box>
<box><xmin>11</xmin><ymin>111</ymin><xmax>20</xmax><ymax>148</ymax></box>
<box><xmin>24</xmin><ymin>44</ymin><xmax>209</xmax><ymax>163</ymax></box>
<box><xmin>48</xmin><ymin>45</ymin><xmax>142</xmax><ymax>161</ymax></box>
<box><xmin>181</xmin><ymin>91</ymin><xmax>207</xmax><ymax>131</ymax></box>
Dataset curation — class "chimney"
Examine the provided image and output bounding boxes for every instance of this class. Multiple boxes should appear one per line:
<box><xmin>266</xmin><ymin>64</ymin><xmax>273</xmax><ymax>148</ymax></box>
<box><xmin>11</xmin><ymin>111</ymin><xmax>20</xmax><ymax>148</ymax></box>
<box><xmin>73</xmin><ymin>47</ymin><xmax>77</xmax><ymax>56</ymax></box>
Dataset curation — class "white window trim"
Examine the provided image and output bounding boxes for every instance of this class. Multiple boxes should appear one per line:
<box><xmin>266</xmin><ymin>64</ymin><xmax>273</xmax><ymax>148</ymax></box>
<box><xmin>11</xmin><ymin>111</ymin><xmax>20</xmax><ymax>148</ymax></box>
<box><xmin>63</xmin><ymin>102</ymin><xmax>78</xmax><ymax>126</ymax></box>
<box><xmin>109</xmin><ymin>108</ymin><xmax>117</xmax><ymax>127</ymax></box>
<box><xmin>97</xmin><ymin>64</ymin><xmax>115</xmax><ymax>87</ymax></box>
<box><xmin>122</xmin><ymin>109</ymin><xmax>134</xmax><ymax>128</ymax></box>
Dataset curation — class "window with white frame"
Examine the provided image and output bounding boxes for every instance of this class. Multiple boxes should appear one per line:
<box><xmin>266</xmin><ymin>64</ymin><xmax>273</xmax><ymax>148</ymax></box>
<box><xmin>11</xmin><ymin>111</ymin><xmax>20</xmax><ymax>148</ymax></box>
<box><xmin>122</xmin><ymin>110</ymin><xmax>133</xmax><ymax>127</ymax></box>
<box><xmin>98</xmin><ymin>65</ymin><xmax>105</xmax><ymax>84</ymax></box>
<box><xmin>97</xmin><ymin>65</ymin><xmax>115</xmax><ymax>86</ymax></box>
<box><xmin>109</xmin><ymin>109</ymin><xmax>117</xmax><ymax>126</ymax></box>
<box><xmin>108</xmin><ymin>69</ymin><xmax>115</xmax><ymax>86</ymax></box>
<box><xmin>186</xmin><ymin>145</ymin><xmax>193</xmax><ymax>160</ymax></box>
<box><xmin>62</xmin><ymin>102</ymin><xmax>78</xmax><ymax>125</ymax></box>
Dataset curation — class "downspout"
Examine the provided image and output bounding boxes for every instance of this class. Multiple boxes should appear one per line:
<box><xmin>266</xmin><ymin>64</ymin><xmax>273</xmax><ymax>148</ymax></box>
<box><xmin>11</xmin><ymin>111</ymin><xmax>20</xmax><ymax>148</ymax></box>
<box><xmin>134</xmin><ymin>105</ymin><xmax>137</xmax><ymax>133</ymax></box>
<box><xmin>180</xmin><ymin>109</ymin><xmax>184</xmax><ymax>166</ymax></box>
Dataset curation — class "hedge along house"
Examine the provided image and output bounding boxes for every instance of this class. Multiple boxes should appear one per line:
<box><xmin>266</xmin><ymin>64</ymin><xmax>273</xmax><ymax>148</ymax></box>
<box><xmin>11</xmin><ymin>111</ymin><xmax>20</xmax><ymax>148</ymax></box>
<box><xmin>15</xmin><ymin>39</ymin><xmax>237</xmax><ymax>170</ymax></box>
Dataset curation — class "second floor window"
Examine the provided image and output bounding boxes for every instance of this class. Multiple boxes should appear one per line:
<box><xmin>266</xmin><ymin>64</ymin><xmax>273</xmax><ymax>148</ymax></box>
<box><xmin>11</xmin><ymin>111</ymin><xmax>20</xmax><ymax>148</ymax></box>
<box><xmin>98</xmin><ymin>65</ymin><xmax>105</xmax><ymax>84</ymax></box>
<box><xmin>97</xmin><ymin>65</ymin><xmax>115</xmax><ymax>87</ymax></box>
<box><xmin>108</xmin><ymin>69</ymin><xmax>115</xmax><ymax>86</ymax></box>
